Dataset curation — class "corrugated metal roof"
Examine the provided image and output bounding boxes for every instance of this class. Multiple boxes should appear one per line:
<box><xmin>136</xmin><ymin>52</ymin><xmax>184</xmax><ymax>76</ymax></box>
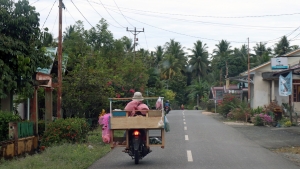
<box><xmin>36</xmin><ymin>47</ymin><xmax>57</xmax><ymax>75</ymax></box>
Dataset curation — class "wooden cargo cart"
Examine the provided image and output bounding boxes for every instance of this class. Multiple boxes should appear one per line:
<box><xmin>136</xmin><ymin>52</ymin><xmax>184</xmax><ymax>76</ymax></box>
<box><xmin>109</xmin><ymin>97</ymin><xmax>165</xmax><ymax>149</ymax></box>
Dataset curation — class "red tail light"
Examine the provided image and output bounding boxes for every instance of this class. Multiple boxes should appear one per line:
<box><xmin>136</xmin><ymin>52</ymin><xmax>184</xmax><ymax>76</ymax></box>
<box><xmin>133</xmin><ymin>130</ymin><xmax>140</xmax><ymax>136</ymax></box>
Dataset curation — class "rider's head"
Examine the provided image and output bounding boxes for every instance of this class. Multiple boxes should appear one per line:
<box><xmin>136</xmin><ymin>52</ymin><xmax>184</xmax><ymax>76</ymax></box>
<box><xmin>132</xmin><ymin>92</ymin><xmax>144</xmax><ymax>101</ymax></box>
<box><xmin>166</xmin><ymin>100</ymin><xmax>169</xmax><ymax>103</ymax></box>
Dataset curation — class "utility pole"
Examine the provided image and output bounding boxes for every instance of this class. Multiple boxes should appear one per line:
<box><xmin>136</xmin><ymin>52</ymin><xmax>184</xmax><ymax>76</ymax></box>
<box><xmin>57</xmin><ymin>0</ymin><xmax>63</xmax><ymax>118</ymax></box>
<box><xmin>219</xmin><ymin>68</ymin><xmax>222</xmax><ymax>86</ymax></box>
<box><xmin>225</xmin><ymin>62</ymin><xmax>228</xmax><ymax>78</ymax></box>
<box><xmin>247</xmin><ymin>38</ymin><xmax>250</xmax><ymax>108</ymax></box>
<box><xmin>126</xmin><ymin>27</ymin><xmax>144</xmax><ymax>61</ymax></box>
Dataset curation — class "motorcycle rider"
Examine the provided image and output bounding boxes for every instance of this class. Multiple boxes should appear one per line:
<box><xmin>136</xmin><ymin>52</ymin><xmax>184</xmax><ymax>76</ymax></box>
<box><xmin>124</xmin><ymin>92</ymin><xmax>149</xmax><ymax>116</ymax></box>
<box><xmin>164</xmin><ymin>100</ymin><xmax>171</xmax><ymax>113</ymax></box>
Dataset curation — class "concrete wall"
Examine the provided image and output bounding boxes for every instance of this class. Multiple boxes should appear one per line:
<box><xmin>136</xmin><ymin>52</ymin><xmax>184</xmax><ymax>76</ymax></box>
<box><xmin>252</xmin><ymin>72</ymin><xmax>271</xmax><ymax>108</ymax></box>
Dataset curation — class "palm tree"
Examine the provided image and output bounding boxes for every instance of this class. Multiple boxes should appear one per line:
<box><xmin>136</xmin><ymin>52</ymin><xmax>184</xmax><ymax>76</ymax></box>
<box><xmin>274</xmin><ymin>36</ymin><xmax>291</xmax><ymax>55</ymax></box>
<box><xmin>213</xmin><ymin>40</ymin><xmax>232</xmax><ymax>58</ymax></box>
<box><xmin>160</xmin><ymin>54</ymin><xmax>181</xmax><ymax>80</ymax></box>
<box><xmin>154</xmin><ymin>46</ymin><xmax>164</xmax><ymax>67</ymax></box>
<box><xmin>188</xmin><ymin>40</ymin><xmax>209</xmax><ymax>83</ymax></box>
<box><xmin>253</xmin><ymin>42</ymin><xmax>268</xmax><ymax>57</ymax></box>
<box><xmin>164</xmin><ymin>39</ymin><xmax>187</xmax><ymax>68</ymax></box>
<box><xmin>63</xmin><ymin>25</ymin><xmax>75</xmax><ymax>41</ymax></box>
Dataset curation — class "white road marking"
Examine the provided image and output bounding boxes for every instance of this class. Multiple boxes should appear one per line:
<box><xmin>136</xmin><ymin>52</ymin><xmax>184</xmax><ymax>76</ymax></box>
<box><xmin>182</xmin><ymin>111</ymin><xmax>185</xmax><ymax>115</ymax></box>
<box><xmin>184</xmin><ymin>126</ymin><xmax>187</xmax><ymax>130</ymax></box>
<box><xmin>187</xmin><ymin>150</ymin><xmax>193</xmax><ymax>162</ymax></box>
<box><xmin>183</xmin><ymin>115</ymin><xmax>185</xmax><ymax>118</ymax></box>
<box><xmin>183</xmin><ymin>119</ymin><xmax>185</xmax><ymax>121</ymax></box>
<box><xmin>184</xmin><ymin>122</ymin><xmax>186</xmax><ymax>124</ymax></box>
<box><xmin>185</xmin><ymin>135</ymin><xmax>189</xmax><ymax>140</ymax></box>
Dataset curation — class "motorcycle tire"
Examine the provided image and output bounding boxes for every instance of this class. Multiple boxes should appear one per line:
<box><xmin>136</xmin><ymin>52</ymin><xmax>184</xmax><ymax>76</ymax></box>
<box><xmin>134</xmin><ymin>150</ymin><xmax>139</xmax><ymax>164</ymax></box>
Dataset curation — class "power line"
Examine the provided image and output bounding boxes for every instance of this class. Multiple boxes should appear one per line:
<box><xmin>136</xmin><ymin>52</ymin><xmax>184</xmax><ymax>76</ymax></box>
<box><xmin>143</xmin><ymin>32</ymin><xmax>148</xmax><ymax>50</ymax></box>
<box><xmin>98</xmin><ymin>0</ymin><xmax>125</xmax><ymax>28</ymax></box>
<box><xmin>106</xmin><ymin>7</ymin><xmax>295</xmax><ymax>30</ymax></box>
<box><xmin>97</xmin><ymin>2</ymin><xmax>300</xmax><ymax>19</ymax></box>
<box><xmin>41</xmin><ymin>0</ymin><xmax>56</xmax><ymax>30</ymax></box>
<box><xmin>65</xmin><ymin>7</ymin><xmax>76</xmax><ymax>22</ymax></box>
<box><xmin>51</xmin><ymin>11</ymin><xmax>58</xmax><ymax>33</ymax></box>
<box><xmin>113</xmin><ymin>0</ymin><xmax>134</xmax><ymax>27</ymax></box>
<box><xmin>86</xmin><ymin>0</ymin><xmax>122</xmax><ymax>28</ymax></box>
<box><xmin>70</xmin><ymin>0</ymin><xmax>94</xmax><ymax>27</ymax></box>
<box><xmin>64</xmin><ymin>8</ymin><xmax>68</xmax><ymax>27</ymax></box>
<box><xmin>30</xmin><ymin>0</ymin><xmax>40</xmax><ymax>5</ymax></box>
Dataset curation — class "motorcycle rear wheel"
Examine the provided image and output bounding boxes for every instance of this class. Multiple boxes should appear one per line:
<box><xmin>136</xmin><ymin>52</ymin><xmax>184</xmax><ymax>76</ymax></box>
<box><xmin>134</xmin><ymin>150</ymin><xmax>139</xmax><ymax>164</ymax></box>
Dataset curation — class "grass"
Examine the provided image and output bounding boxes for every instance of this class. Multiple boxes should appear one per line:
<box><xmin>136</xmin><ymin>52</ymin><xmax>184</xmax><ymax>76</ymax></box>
<box><xmin>0</xmin><ymin>127</ymin><xmax>111</xmax><ymax>169</ymax></box>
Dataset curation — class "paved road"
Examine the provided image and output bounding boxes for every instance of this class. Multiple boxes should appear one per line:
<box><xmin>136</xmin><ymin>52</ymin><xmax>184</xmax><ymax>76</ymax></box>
<box><xmin>89</xmin><ymin>110</ymin><xmax>300</xmax><ymax>169</ymax></box>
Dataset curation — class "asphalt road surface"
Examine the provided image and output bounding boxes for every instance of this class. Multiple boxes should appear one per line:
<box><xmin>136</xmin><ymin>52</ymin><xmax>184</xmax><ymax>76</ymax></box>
<box><xmin>88</xmin><ymin>110</ymin><xmax>300</xmax><ymax>169</ymax></box>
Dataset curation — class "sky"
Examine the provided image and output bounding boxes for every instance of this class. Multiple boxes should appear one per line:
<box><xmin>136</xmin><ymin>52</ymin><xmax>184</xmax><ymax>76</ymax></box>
<box><xmin>28</xmin><ymin>0</ymin><xmax>300</xmax><ymax>55</ymax></box>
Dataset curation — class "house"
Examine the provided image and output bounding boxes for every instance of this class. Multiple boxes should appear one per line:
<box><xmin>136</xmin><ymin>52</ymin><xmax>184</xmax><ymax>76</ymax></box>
<box><xmin>230</xmin><ymin>49</ymin><xmax>300</xmax><ymax>111</ymax></box>
<box><xmin>209</xmin><ymin>83</ymin><xmax>248</xmax><ymax>103</ymax></box>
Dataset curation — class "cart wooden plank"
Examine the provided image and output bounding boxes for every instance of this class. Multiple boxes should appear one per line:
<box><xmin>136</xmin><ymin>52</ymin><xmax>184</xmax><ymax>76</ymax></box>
<box><xmin>110</xmin><ymin>116</ymin><xmax>163</xmax><ymax>129</ymax></box>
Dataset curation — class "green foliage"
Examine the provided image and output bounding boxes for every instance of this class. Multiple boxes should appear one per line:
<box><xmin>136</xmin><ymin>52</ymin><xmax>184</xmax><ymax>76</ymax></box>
<box><xmin>0</xmin><ymin>0</ymin><xmax>51</xmax><ymax>98</ymax></box>
<box><xmin>278</xmin><ymin>118</ymin><xmax>292</xmax><ymax>127</ymax></box>
<box><xmin>41</xmin><ymin>118</ymin><xmax>90</xmax><ymax>146</ymax></box>
<box><xmin>168</xmin><ymin>73</ymin><xmax>187</xmax><ymax>105</ymax></box>
<box><xmin>230</xmin><ymin>101</ymin><xmax>250</xmax><ymax>121</ymax></box>
<box><xmin>38</xmin><ymin>120</ymin><xmax>46</xmax><ymax>136</ymax></box>
<box><xmin>1</xmin><ymin>127</ymin><xmax>111</xmax><ymax>169</ymax></box>
<box><xmin>206</xmin><ymin>100</ymin><xmax>215</xmax><ymax>111</ymax></box>
<box><xmin>254</xmin><ymin>115</ymin><xmax>264</xmax><ymax>126</ymax></box>
<box><xmin>0</xmin><ymin>111</ymin><xmax>21</xmax><ymax>142</ymax></box>
<box><xmin>250</xmin><ymin>106</ymin><xmax>263</xmax><ymax>116</ymax></box>
<box><xmin>217</xmin><ymin>94</ymin><xmax>240</xmax><ymax>116</ymax></box>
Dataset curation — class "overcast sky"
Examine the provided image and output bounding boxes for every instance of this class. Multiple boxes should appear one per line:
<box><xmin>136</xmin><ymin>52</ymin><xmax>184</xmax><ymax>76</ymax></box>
<box><xmin>28</xmin><ymin>0</ymin><xmax>300</xmax><ymax>55</ymax></box>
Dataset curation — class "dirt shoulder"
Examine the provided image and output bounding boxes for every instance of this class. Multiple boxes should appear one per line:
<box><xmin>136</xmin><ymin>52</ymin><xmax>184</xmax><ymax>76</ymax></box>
<box><xmin>202</xmin><ymin>111</ymin><xmax>300</xmax><ymax>167</ymax></box>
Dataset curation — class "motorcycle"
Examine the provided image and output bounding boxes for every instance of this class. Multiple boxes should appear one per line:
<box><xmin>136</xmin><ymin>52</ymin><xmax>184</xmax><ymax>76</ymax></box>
<box><xmin>123</xmin><ymin>112</ymin><xmax>151</xmax><ymax>164</ymax></box>
<box><xmin>125</xmin><ymin>129</ymin><xmax>151</xmax><ymax>164</ymax></box>
<box><xmin>164</xmin><ymin>106</ymin><xmax>170</xmax><ymax>114</ymax></box>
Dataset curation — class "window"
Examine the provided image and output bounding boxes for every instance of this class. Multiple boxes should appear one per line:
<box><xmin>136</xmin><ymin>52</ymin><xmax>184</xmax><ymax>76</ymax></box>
<box><xmin>293</xmin><ymin>80</ymin><xmax>300</xmax><ymax>102</ymax></box>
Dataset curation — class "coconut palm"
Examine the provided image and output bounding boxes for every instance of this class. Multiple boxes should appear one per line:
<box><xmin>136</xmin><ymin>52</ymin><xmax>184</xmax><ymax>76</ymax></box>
<box><xmin>253</xmin><ymin>42</ymin><xmax>269</xmax><ymax>57</ymax></box>
<box><xmin>164</xmin><ymin>39</ymin><xmax>187</xmax><ymax>68</ymax></box>
<box><xmin>154</xmin><ymin>45</ymin><xmax>164</xmax><ymax>67</ymax></box>
<box><xmin>188</xmin><ymin>40</ymin><xmax>209</xmax><ymax>83</ymax></box>
<box><xmin>274</xmin><ymin>36</ymin><xmax>291</xmax><ymax>55</ymax></box>
<box><xmin>160</xmin><ymin>54</ymin><xmax>181</xmax><ymax>80</ymax></box>
<box><xmin>213</xmin><ymin>40</ymin><xmax>232</xmax><ymax>58</ymax></box>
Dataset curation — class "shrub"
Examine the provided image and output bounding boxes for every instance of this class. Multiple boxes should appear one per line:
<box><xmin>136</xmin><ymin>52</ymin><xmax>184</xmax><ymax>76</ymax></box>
<box><xmin>254</xmin><ymin>113</ymin><xmax>273</xmax><ymax>126</ymax></box>
<box><xmin>41</xmin><ymin>118</ymin><xmax>89</xmax><ymax>146</ymax></box>
<box><xmin>38</xmin><ymin>120</ymin><xmax>46</xmax><ymax>136</ymax></box>
<box><xmin>254</xmin><ymin>115</ymin><xmax>264</xmax><ymax>126</ymax></box>
<box><xmin>0</xmin><ymin>111</ymin><xmax>21</xmax><ymax>142</ymax></box>
<box><xmin>230</xmin><ymin>101</ymin><xmax>251</xmax><ymax>121</ymax></box>
<box><xmin>250</xmin><ymin>106</ymin><xmax>263</xmax><ymax>116</ymax></box>
<box><xmin>284</xmin><ymin>120</ymin><xmax>292</xmax><ymax>127</ymax></box>
<box><xmin>279</xmin><ymin>118</ymin><xmax>292</xmax><ymax>127</ymax></box>
<box><xmin>206</xmin><ymin>100</ymin><xmax>215</xmax><ymax>111</ymax></box>
<box><xmin>226</xmin><ymin>112</ymin><xmax>234</xmax><ymax>120</ymax></box>
<box><xmin>217</xmin><ymin>94</ymin><xmax>240</xmax><ymax>116</ymax></box>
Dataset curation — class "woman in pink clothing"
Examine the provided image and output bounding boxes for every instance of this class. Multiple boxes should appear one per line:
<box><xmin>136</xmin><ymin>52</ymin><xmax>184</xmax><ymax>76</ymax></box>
<box><xmin>124</xmin><ymin>92</ymin><xmax>149</xmax><ymax>116</ymax></box>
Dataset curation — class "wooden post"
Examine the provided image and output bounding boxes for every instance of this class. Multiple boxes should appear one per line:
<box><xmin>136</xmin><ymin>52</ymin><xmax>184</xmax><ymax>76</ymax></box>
<box><xmin>45</xmin><ymin>87</ymin><xmax>53</xmax><ymax>129</ymax></box>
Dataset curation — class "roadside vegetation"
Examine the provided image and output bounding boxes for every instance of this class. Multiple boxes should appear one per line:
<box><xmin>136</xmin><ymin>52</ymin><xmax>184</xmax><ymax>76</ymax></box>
<box><xmin>1</xmin><ymin>0</ymin><xmax>300</xmax><ymax>167</ymax></box>
<box><xmin>0</xmin><ymin>127</ymin><xmax>110</xmax><ymax>169</ymax></box>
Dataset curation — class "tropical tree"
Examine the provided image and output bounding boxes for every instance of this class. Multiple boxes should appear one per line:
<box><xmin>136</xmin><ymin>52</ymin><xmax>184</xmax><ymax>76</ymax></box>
<box><xmin>210</xmin><ymin>40</ymin><xmax>232</xmax><ymax>82</ymax></box>
<box><xmin>160</xmin><ymin>54</ymin><xmax>181</xmax><ymax>80</ymax></box>
<box><xmin>186</xmin><ymin>80</ymin><xmax>210</xmax><ymax>105</ymax></box>
<box><xmin>0</xmin><ymin>0</ymin><xmax>51</xmax><ymax>98</ymax></box>
<box><xmin>274</xmin><ymin>36</ymin><xmax>291</xmax><ymax>55</ymax></box>
<box><xmin>154</xmin><ymin>45</ymin><xmax>164</xmax><ymax>67</ymax></box>
<box><xmin>188</xmin><ymin>40</ymin><xmax>209</xmax><ymax>83</ymax></box>
<box><xmin>164</xmin><ymin>39</ymin><xmax>187</xmax><ymax>69</ymax></box>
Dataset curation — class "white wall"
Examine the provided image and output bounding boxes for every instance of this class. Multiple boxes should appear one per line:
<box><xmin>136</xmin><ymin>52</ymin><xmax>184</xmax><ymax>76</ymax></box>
<box><xmin>252</xmin><ymin>72</ymin><xmax>271</xmax><ymax>108</ymax></box>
